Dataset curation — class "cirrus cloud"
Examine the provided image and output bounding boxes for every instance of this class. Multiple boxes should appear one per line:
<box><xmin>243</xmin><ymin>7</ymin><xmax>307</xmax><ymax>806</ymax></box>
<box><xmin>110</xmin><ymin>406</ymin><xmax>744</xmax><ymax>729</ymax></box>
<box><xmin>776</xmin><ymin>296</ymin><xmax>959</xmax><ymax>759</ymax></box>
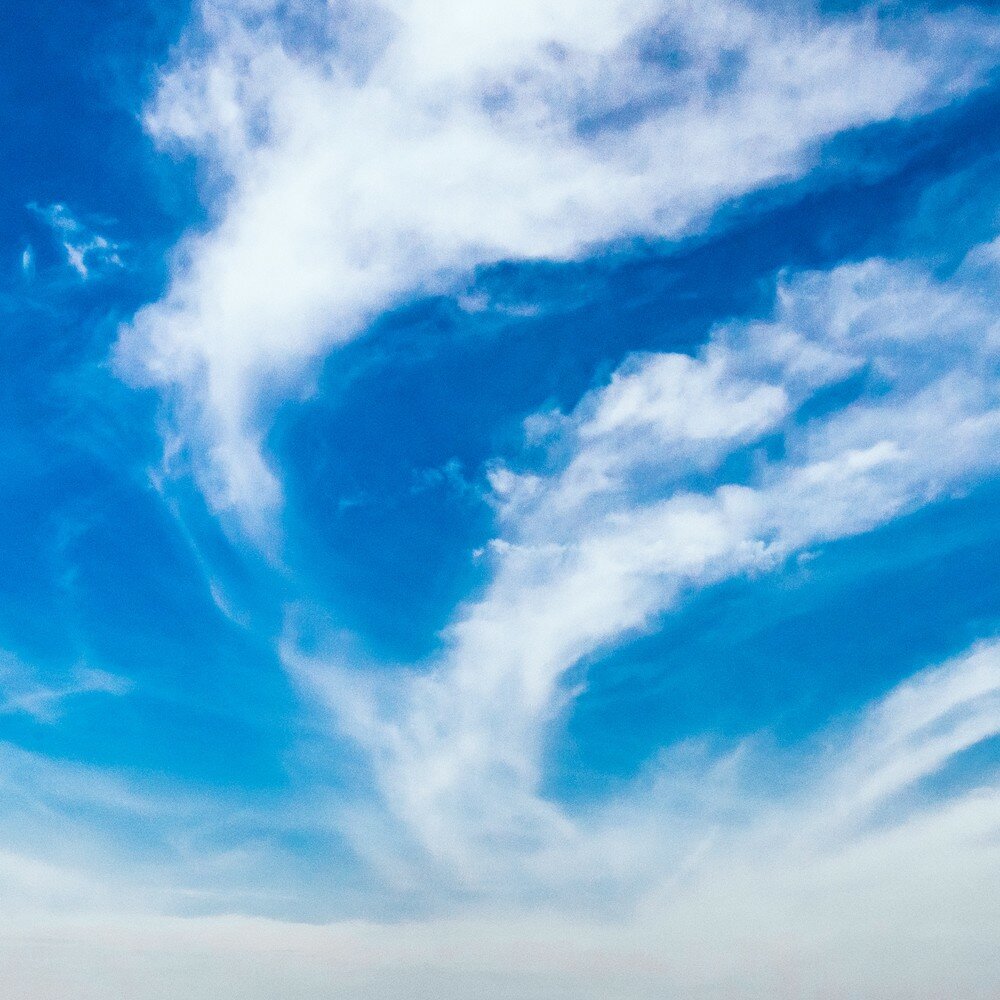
<box><xmin>118</xmin><ymin>0</ymin><xmax>1000</xmax><ymax>537</ymax></box>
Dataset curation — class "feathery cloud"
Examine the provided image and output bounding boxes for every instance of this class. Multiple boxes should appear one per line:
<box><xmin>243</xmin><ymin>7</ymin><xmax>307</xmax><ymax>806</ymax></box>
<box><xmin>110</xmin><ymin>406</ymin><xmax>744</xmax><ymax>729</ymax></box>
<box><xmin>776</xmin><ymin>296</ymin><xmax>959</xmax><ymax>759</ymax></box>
<box><xmin>292</xmin><ymin>234</ymin><xmax>1000</xmax><ymax>890</ymax></box>
<box><xmin>119</xmin><ymin>0</ymin><xmax>1000</xmax><ymax>535</ymax></box>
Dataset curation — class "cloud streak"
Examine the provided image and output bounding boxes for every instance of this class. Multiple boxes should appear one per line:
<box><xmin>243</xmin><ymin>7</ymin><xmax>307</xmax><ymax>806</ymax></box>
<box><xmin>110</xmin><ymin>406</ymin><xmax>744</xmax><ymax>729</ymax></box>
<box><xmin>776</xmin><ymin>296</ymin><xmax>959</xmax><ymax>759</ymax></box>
<box><xmin>0</xmin><ymin>653</ymin><xmax>130</xmax><ymax>725</ymax></box>
<box><xmin>28</xmin><ymin>203</ymin><xmax>124</xmax><ymax>280</ymax></box>
<box><xmin>292</xmin><ymin>233</ymin><xmax>1000</xmax><ymax>892</ymax></box>
<box><xmin>119</xmin><ymin>0</ymin><xmax>1000</xmax><ymax>535</ymax></box>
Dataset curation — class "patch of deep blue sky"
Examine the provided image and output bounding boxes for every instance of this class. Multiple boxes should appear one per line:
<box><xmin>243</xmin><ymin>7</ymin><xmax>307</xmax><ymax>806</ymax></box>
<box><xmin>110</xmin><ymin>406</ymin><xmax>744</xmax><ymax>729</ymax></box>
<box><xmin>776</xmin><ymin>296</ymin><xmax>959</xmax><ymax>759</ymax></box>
<box><xmin>1</xmin><ymin>0</ymin><xmax>1000</xmax><ymax>804</ymax></box>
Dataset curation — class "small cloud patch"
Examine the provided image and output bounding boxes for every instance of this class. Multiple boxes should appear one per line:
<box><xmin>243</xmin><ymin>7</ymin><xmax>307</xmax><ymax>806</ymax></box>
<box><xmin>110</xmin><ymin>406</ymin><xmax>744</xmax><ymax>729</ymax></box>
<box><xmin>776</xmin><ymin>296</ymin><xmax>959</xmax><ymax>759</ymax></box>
<box><xmin>28</xmin><ymin>202</ymin><xmax>125</xmax><ymax>280</ymax></box>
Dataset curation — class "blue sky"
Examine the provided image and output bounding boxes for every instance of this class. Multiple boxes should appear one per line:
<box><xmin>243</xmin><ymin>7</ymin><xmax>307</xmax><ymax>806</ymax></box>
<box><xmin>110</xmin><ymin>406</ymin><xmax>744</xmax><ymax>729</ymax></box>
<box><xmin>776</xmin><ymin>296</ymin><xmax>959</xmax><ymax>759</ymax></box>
<box><xmin>3</xmin><ymin>1</ymin><xmax>1000</xmax><ymax>996</ymax></box>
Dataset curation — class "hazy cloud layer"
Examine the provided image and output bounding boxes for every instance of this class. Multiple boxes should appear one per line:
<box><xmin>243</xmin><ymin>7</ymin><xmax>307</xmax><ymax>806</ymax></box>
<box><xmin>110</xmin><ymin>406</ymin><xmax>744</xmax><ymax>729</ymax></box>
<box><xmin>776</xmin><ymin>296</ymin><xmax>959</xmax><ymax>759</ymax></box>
<box><xmin>5</xmin><ymin>639</ymin><xmax>1000</xmax><ymax>998</ymax></box>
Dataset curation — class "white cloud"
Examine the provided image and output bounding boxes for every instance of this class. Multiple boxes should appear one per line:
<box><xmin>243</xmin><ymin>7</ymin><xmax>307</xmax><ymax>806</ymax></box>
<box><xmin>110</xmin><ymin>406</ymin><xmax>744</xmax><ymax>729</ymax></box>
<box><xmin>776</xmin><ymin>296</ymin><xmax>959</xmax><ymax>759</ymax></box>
<box><xmin>291</xmin><ymin>234</ymin><xmax>1000</xmax><ymax>890</ymax></box>
<box><xmin>47</xmin><ymin>2</ymin><xmax>1000</xmax><ymax>986</ymax></box>
<box><xmin>7</xmin><ymin>252</ymin><xmax>1000</xmax><ymax>965</ymax></box>
<box><xmin>118</xmin><ymin>0</ymin><xmax>1000</xmax><ymax>535</ymax></box>
<box><xmin>4</xmin><ymin>639</ymin><xmax>1000</xmax><ymax>998</ymax></box>
<box><xmin>29</xmin><ymin>203</ymin><xmax>124</xmax><ymax>280</ymax></box>
<box><xmin>0</xmin><ymin>653</ymin><xmax>130</xmax><ymax>725</ymax></box>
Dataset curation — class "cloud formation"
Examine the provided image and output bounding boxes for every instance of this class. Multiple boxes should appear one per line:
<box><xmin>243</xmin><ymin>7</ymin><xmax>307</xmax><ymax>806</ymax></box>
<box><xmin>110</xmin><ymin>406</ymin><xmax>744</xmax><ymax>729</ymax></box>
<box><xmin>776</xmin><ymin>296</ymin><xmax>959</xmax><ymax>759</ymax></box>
<box><xmin>119</xmin><ymin>0</ymin><xmax>1000</xmax><ymax>534</ymax></box>
<box><xmin>293</xmin><ymin>234</ymin><xmax>1000</xmax><ymax>892</ymax></box>
<box><xmin>29</xmin><ymin>204</ymin><xmax>124</xmax><ymax>280</ymax></box>
<box><xmin>4</xmin><ymin>638</ymin><xmax>1000</xmax><ymax>998</ymax></box>
<box><xmin>0</xmin><ymin>653</ymin><xmax>130</xmax><ymax>725</ymax></box>
<box><xmin>7</xmin><ymin>3</ymin><xmax>1000</xmax><ymax>996</ymax></box>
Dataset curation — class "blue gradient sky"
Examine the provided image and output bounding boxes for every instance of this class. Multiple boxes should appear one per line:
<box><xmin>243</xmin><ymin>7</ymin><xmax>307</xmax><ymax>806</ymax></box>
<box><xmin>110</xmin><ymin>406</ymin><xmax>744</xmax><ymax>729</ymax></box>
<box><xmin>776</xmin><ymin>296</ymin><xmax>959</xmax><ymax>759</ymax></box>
<box><xmin>3</xmin><ymin>2</ymin><xmax>1000</xmax><ymax>997</ymax></box>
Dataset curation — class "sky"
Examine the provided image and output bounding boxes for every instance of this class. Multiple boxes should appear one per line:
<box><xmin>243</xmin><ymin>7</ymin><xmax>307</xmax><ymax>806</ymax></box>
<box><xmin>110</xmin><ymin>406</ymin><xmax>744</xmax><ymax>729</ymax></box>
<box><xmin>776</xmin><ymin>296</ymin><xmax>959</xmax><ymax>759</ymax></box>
<box><xmin>2</xmin><ymin>0</ymin><xmax>1000</xmax><ymax>996</ymax></box>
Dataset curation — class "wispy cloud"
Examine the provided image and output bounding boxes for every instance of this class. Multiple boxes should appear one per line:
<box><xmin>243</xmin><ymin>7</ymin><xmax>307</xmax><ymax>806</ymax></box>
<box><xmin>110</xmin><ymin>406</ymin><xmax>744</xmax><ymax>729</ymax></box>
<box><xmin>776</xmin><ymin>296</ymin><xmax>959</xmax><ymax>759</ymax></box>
<box><xmin>291</xmin><ymin>233</ymin><xmax>1000</xmax><ymax>891</ymax></box>
<box><xmin>3</xmin><ymin>639</ymin><xmax>1000</xmax><ymax>998</ymax></box>
<box><xmin>29</xmin><ymin>203</ymin><xmax>124</xmax><ymax>280</ymax></box>
<box><xmin>0</xmin><ymin>737</ymin><xmax>316</xmax><ymax>925</ymax></box>
<box><xmin>4</xmin><ymin>3</ymin><xmax>999</xmax><ymax>995</ymax></box>
<box><xmin>0</xmin><ymin>652</ymin><xmax>130</xmax><ymax>725</ymax></box>
<box><xmin>118</xmin><ymin>0</ymin><xmax>1000</xmax><ymax>536</ymax></box>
